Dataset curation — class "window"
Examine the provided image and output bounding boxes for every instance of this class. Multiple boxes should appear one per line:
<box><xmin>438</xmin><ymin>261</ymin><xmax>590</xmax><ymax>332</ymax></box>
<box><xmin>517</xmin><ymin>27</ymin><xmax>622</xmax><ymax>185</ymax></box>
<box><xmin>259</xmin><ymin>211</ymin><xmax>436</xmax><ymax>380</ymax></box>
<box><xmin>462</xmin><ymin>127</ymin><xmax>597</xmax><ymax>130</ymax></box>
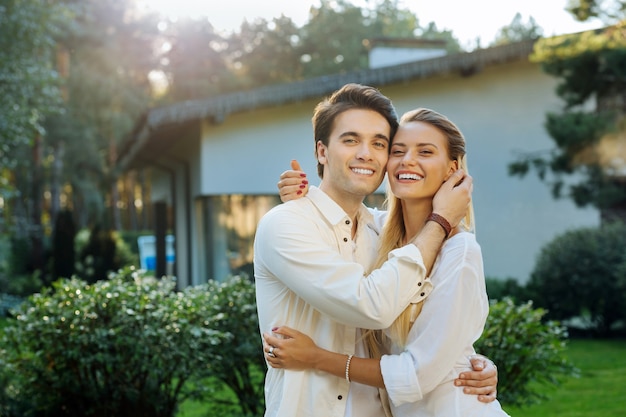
<box><xmin>202</xmin><ymin>195</ymin><xmax>281</xmax><ymax>281</ymax></box>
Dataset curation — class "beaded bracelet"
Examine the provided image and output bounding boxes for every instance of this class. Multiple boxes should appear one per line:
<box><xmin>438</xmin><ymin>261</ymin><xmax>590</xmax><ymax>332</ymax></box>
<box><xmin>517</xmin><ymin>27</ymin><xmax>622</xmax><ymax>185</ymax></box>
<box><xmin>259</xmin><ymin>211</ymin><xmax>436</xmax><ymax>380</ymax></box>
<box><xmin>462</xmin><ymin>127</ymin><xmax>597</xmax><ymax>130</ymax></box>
<box><xmin>345</xmin><ymin>354</ymin><xmax>354</xmax><ymax>382</ymax></box>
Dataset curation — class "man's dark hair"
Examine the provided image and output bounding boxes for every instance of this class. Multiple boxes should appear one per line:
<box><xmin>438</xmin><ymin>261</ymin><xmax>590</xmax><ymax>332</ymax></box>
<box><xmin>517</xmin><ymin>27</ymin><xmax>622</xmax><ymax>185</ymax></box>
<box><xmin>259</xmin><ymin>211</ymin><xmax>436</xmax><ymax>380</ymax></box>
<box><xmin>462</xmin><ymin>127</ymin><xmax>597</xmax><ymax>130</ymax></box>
<box><xmin>312</xmin><ymin>83</ymin><xmax>398</xmax><ymax>178</ymax></box>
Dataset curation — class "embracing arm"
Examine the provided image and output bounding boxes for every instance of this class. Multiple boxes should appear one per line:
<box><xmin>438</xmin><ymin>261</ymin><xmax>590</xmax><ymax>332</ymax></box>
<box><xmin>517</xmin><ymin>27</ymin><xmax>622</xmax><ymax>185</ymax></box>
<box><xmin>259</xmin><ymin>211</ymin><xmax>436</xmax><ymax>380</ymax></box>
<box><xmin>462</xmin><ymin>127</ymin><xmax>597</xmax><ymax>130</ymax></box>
<box><xmin>264</xmin><ymin>326</ymin><xmax>497</xmax><ymax>396</ymax></box>
<box><xmin>264</xmin><ymin>327</ymin><xmax>386</xmax><ymax>388</ymax></box>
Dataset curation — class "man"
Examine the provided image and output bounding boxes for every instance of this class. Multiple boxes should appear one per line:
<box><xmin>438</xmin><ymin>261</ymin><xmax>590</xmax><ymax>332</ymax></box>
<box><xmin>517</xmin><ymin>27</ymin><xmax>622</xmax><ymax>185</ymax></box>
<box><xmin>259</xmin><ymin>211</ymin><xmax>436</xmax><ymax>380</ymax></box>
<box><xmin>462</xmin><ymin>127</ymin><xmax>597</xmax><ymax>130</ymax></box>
<box><xmin>254</xmin><ymin>83</ymin><xmax>494</xmax><ymax>417</ymax></box>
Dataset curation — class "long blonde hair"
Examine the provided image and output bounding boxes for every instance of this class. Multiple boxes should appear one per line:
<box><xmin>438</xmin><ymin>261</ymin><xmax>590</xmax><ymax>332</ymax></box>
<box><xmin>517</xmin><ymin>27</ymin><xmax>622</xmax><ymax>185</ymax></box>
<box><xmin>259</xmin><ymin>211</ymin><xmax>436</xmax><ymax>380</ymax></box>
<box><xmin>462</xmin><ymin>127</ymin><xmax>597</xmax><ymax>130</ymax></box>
<box><xmin>365</xmin><ymin>108</ymin><xmax>475</xmax><ymax>357</ymax></box>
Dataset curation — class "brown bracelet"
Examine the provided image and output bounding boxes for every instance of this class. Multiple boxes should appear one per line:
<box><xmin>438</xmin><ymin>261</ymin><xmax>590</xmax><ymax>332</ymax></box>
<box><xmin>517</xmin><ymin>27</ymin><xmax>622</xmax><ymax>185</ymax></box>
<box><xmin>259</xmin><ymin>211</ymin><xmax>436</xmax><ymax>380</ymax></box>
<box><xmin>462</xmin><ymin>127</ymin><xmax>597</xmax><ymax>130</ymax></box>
<box><xmin>426</xmin><ymin>213</ymin><xmax>452</xmax><ymax>238</ymax></box>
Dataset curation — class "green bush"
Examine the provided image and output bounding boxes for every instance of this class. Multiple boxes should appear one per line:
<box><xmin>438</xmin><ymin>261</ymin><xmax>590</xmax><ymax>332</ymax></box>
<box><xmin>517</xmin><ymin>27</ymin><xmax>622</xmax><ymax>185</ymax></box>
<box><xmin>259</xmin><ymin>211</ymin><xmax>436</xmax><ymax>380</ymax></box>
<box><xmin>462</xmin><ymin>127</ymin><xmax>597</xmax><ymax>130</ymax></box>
<box><xmin>525</xmin><ymin>221</ymin><xmax>626</xmax><ymax>336</ymax></box>
<box><xmin>197</xmin><ymin>274</ymin><xmax>266</xmax><ymax>416</ymax></box>
<box><xmin>0</xmin><ymin>268</ymin><xmax>265</xmax><ymax>417</ymax></box>
<box><xmin>476</xmin><ymin>297</ymin><xmax>578</xmax><ymax>408</ymax></box>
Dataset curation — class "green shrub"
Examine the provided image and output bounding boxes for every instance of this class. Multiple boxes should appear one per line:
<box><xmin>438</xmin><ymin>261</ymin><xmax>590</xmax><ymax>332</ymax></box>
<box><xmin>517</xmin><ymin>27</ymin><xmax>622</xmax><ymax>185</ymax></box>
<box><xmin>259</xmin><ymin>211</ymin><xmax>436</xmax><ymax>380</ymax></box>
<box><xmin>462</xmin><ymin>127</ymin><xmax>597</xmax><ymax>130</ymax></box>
<box><xmin>476</xmin><ymin>297</ymin><xmax>578</xmax><ymax>408</ymax></box>
<box><xmin>0</xmin><ymin>268</ymin><xmax>250</xmax><ymax>417</ymax></box>
<box><xmin>526</xmin><ymin>221</ymin><xmax>626</xmax><ymax>336</ymax></box>
<box><xmin>198</xmin><ymin>274</ymin><xmax>265</xmax><ymax>416</ymax></box>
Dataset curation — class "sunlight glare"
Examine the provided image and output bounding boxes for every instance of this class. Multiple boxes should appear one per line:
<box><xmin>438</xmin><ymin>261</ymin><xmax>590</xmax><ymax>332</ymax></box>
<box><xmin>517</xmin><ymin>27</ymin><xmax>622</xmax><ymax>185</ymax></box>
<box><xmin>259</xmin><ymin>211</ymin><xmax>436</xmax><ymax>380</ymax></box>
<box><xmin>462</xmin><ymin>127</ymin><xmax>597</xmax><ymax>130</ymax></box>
<box><xmin>137</xmin><ymin>0</ymin><xmax>208</xmax><ymax>20</ymax></box>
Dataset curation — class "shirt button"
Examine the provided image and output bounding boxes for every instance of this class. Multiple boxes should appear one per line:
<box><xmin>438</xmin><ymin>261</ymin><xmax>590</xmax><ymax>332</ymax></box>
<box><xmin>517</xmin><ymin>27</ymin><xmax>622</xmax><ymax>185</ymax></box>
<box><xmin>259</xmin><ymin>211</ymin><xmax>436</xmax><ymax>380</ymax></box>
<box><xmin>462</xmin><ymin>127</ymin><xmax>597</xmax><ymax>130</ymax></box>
<box><xmin>420</xmin><ymin>292</ymin><xmax>425</xmax><ymax>297</ymax></box>
<box><xmin>343</xmin><ymin>237</ymin><xmax>348</xmax><ymax>242</ymax></box>
<box><xmin>417</xmin><ymin>282</ymin><xmax>422</xmax><ymax>286</ymax></box>
<box><xmin>345</xmin><ymin>220</ymin><xmax>350</xmax><ymax>225</ymax></box>
<box><xmin>338</xmin><ymin>395</ymin><xmax>343</xmax><ymax>400</ymax></box>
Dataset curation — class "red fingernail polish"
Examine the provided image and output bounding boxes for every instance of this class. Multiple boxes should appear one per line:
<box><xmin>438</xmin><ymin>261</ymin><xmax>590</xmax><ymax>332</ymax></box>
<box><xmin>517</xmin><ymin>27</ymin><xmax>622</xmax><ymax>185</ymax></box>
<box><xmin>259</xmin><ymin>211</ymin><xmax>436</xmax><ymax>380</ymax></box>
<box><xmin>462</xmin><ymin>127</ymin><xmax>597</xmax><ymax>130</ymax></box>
<box><xmin>297</xmin><ymin>190</ymin><xmax>302</xmax><ymax>195</ymax></box>
<box><xmin>302</xmin><ymin>180</ymin><xmax>308</xmax><ymax>185</ymax></box>
<box><xmin>272</xmin><ymin>327</ymin><xmax>278</xmax><ymax>331</ymax></box>
<box><xmin>300</xmin><ymin>173</ymin><xmax>306</xmax><ymax>177</ymax></box>
<box><xmin>299</xmin><ymin>184</ymin><xmax>306</xmax><ymax>189</ymax></box>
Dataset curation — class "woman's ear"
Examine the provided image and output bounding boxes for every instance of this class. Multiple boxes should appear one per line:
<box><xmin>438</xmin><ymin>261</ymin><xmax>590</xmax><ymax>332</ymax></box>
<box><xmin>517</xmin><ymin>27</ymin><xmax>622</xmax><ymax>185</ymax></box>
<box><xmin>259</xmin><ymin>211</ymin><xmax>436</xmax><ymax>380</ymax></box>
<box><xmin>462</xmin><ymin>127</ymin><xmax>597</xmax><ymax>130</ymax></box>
<box><xmin>444</xmin><ymin>160</ymin><xmax>459</xmax><ymax>181</ymax></box>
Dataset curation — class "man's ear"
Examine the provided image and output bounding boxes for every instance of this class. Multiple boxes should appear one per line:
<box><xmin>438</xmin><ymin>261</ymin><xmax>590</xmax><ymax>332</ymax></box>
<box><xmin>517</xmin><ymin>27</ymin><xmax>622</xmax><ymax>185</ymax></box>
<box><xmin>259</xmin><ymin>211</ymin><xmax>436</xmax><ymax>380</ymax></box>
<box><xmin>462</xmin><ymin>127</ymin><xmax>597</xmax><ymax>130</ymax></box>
<box><xmin>317</xmin><ymin>140</ymin><xmax>328</xmax><ymax>165</ymax></box>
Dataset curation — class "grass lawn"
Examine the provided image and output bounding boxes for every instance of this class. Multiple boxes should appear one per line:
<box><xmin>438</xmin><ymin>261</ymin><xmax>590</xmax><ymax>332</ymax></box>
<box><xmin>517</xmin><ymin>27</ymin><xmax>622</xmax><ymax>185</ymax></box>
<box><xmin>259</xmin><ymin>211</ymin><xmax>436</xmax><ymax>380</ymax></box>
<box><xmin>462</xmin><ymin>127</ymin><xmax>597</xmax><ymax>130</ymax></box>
<box><xmin>504</xmin><ymin>338</ymin><xmax>626</xmax><ymax>417</ymax></box>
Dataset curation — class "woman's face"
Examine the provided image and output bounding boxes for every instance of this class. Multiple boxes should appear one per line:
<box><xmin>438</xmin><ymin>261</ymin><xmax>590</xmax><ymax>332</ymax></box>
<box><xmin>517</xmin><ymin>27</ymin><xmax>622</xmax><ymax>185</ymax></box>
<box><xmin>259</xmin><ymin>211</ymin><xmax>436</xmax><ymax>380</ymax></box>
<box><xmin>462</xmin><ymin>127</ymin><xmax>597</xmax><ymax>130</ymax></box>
<box><xmin>387</xmin><ymin>121</ymin><xmax>458</xmax><ymax>201</ymax></box>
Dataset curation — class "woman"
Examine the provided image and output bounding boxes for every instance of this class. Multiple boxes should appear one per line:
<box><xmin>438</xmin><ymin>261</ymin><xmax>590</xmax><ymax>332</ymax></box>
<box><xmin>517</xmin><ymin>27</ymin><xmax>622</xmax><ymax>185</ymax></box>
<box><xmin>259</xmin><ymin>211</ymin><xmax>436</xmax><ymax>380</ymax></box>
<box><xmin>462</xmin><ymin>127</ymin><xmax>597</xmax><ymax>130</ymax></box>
<box><xmin>265</xmin><ymin>108</ymin><xmax>509</xmax><ymax>416</ymax></box>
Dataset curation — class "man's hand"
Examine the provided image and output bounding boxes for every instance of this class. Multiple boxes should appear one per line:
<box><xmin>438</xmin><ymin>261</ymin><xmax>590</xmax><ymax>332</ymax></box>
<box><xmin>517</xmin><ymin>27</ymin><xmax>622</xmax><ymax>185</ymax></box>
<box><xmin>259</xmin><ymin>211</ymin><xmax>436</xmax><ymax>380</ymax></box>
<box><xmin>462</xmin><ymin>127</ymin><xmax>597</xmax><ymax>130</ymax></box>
<box><xmin>454</xmin><ymin>354</ymin><xmax>498</xmax><ymax>403</ymax></box>
<box><xmin>277</xmin><ymin>159</ymin><xmax>309</xmax><ymax>202</ymax></box>
<box><xmin>431</xmin><ymin>169</ymin><xmax>473</xmax><ymax>228</ymax></box>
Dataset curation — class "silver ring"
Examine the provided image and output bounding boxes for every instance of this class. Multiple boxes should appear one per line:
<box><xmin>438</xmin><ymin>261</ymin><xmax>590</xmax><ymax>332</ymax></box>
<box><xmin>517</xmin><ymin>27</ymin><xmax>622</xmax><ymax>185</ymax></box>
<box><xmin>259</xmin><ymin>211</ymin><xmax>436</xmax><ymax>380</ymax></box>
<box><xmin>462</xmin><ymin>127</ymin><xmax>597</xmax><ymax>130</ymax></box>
<box><xmin>268</xmin><ymin>346</ymin><xmax>276</xmax><ymax>358</ymax></box>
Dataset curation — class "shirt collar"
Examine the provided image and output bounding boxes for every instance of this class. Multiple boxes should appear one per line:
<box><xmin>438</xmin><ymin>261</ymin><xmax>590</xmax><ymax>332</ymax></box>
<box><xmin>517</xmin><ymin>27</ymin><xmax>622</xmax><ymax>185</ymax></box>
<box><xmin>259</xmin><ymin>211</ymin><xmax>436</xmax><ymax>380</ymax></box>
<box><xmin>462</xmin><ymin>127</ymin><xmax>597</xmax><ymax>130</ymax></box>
<box><xmin>307</xmin><ymin>186</ymin><xmax>375</xmax><ymax>228</ymax></box>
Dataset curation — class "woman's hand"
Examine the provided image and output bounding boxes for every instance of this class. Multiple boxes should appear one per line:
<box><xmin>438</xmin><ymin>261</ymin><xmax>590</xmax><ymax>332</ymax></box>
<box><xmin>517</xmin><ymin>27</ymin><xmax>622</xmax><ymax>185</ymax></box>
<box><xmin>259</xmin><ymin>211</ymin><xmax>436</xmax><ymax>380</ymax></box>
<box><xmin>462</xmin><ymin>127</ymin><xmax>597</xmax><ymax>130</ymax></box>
<box><xmin>277</xmin><ymin>160</ymin><xmax>309</xmax><ymax>202</ymax></box>
<box><xmin>263</xmin><ymin>326</ymin><xmax>321</xmax><ymax>370</ymax></box>
<box><xmin>454</xmin><ymin>354</ymin><xmax>498</xmax><ymax>403</ymax></box>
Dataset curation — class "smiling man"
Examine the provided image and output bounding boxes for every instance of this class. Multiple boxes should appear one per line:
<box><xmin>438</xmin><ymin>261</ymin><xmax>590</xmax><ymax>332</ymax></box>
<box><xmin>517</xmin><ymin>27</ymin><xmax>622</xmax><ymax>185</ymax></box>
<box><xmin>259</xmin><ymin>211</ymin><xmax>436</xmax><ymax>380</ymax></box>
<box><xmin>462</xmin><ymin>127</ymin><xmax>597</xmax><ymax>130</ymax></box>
<box><xmin>253</xmin><ymin>83</ymin><xmax>493</xmax><ymax>417</ymax></box>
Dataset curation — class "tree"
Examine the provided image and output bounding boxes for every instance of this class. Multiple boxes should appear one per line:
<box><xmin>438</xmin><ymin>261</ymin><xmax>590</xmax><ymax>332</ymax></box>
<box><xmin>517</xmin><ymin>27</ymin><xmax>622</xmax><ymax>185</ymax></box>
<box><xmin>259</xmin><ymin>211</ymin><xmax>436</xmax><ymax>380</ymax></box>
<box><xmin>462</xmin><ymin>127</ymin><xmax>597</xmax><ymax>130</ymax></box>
<box><xmin>51</xmin><ymin>209</ymin><xmax>76</xmax><ymax>282</ymax></box>
<box><xmin>0</xmin><ymin>0</ymin><xmax>67</xmax><ymax>175</ymax></box>
<box><xmin>566</xmin><ymin>0</ymin><xmax>626</xmax><ymax>21</ymax></box>
<box><xmin>0</xmin><ymin>0</ymin><xmax>75</xmax><ymax>274</ymax></box>
<box><xmin>39</xmin><ymin>0</ymin><xmax>159</xmax><ymax>231</ymax></box>
<box><xmin>492</xmin><ymin>13</ymin><xmax>543</xmax><ymax>46</ymax></box>
<box><xmin>508</xmin><ymin>2</ymin><xmax>626</xmax><ymax>221</ymax></box>
<box><xmin>298</xmin><ymin>0</ymin><xmax>435</xmax><ymax>77</ymax></box>
<box><xmin>161</xmin><ymin>17</ymin><xmax>238</xmax><ymax>100</ymax></box>
<box><xmin>227</xmin><ymin>16</ymin><xmax>302</xmax><ymax>88</ymax></box>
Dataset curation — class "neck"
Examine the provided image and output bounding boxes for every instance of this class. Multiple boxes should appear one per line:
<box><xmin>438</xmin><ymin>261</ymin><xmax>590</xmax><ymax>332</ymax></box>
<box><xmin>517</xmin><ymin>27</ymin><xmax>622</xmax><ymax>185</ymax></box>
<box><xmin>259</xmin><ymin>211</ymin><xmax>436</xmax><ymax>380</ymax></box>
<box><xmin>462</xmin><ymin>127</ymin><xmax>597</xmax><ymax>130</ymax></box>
<box><xmin>319</xmin><ymin>181</ymin><xmax>364</xmax><ymax>230</ymax></box>
<box><xmin>400</xmin><ymin>198</ymin><xmax>433</xmax><ymax>244</ymax></box>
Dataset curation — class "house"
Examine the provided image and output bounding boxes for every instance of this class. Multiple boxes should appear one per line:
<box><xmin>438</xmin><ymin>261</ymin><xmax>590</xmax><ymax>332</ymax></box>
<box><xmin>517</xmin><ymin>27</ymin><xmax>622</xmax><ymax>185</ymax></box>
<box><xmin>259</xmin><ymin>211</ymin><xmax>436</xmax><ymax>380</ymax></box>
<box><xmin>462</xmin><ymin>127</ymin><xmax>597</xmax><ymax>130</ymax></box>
<box><xmin>117</xmin><ymin>37</ymin><xmax>599</xmax><ymax>288</ymax></box>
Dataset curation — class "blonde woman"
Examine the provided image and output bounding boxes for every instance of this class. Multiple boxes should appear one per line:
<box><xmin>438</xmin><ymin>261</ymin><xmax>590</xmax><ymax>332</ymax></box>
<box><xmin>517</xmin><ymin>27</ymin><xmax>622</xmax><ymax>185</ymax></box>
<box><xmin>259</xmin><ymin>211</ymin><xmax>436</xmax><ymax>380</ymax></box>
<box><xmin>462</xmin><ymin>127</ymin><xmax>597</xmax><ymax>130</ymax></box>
<box><xmin>265</xmin><ymin>108</ymin><xmax>509</xmax><ymax>417</ymax></box>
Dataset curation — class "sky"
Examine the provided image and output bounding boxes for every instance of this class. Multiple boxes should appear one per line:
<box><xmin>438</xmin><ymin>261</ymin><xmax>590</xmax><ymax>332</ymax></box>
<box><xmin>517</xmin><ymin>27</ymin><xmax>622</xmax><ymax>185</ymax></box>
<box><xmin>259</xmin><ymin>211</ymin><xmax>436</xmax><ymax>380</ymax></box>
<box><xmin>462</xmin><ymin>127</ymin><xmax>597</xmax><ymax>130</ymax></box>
<box><xmin>139</xmin><ymin>0</ymin><xmax>604</xmax><ymax>47</ymax></box>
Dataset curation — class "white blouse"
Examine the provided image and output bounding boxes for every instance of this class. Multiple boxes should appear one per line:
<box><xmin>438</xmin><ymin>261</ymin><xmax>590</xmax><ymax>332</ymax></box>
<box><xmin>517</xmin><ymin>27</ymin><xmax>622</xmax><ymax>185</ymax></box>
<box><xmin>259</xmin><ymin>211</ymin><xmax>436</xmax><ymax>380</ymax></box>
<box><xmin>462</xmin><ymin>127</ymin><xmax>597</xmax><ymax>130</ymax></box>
<box><xmin>380</xmin><ymin>232</ymin><xmax>510</xmax><ymax>417</ymax></box>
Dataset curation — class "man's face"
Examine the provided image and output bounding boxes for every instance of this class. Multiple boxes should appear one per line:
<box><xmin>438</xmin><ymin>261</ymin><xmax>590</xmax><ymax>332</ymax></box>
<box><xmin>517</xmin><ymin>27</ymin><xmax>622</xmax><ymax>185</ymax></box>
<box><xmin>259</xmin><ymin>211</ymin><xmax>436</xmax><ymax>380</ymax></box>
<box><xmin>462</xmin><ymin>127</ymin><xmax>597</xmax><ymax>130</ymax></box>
<box><xmin>317</xmin><ymin>109</ymin><xmax>390</xmax><ymax>205</ymax></box>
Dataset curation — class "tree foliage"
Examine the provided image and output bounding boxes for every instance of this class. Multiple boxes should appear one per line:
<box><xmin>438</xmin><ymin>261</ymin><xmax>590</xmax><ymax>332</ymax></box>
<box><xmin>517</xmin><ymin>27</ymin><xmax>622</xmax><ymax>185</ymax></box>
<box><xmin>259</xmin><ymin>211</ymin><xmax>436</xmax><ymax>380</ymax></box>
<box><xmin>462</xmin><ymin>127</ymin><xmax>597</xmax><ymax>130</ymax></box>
<box><xmin>509</xmin><ymin>2</ymin><xmax>626</xmax><ymax>218</ymax></box>
<box><xmin>0</xmin><ymin>0</ymin><xmax>69</xmax><ymax>188</ymax></box>
<box><xmin>51</xmin><ymin>0</ymin><xmax>157</xmax><ymax>227</ymax></box>
<box><xmin>492</xmin><ymin>13</ymin><xmax>543</xmax><ymax>46</ymax></box>
<box><xmin>566</xmin><ymin>0</ymin><xmax>626</xmax><ymax>21</ymax></box>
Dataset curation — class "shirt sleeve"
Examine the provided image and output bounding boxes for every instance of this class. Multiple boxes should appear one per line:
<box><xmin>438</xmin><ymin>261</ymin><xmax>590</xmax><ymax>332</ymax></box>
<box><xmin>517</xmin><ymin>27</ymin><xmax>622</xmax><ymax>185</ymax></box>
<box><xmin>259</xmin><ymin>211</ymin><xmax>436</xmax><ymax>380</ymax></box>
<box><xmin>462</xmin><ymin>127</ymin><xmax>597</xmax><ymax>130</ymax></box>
<box><xmin>254</xmin><ymin>203</ymin><xmax>428</xmax><ymax>330</ymax></box>
<box><xmin>380</xmin><ymin>234</ymin><xmax>489</xmax><ymax>405</ymax></box>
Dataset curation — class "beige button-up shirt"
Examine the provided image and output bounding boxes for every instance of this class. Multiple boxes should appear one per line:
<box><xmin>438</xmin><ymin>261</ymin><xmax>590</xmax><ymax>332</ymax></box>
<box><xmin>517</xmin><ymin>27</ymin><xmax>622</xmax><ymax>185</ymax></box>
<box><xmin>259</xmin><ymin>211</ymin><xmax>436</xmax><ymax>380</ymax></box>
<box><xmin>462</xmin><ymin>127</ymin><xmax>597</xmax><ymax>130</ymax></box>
<box><xmin>254</xmin><ymin>186</ymin><xmax>431</xmax><ymax>417</ymax></box>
